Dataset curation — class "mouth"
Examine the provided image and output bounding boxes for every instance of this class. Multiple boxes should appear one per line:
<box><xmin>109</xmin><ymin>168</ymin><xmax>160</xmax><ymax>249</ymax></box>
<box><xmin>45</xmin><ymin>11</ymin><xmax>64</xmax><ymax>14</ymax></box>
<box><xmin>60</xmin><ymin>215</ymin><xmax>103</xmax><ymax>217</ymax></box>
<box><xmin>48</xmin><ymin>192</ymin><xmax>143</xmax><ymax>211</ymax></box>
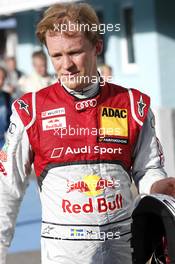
<box><xmin>61</xmin><ymin>71</ymin><xmax>80</xmax><ymax>78</ymax></box>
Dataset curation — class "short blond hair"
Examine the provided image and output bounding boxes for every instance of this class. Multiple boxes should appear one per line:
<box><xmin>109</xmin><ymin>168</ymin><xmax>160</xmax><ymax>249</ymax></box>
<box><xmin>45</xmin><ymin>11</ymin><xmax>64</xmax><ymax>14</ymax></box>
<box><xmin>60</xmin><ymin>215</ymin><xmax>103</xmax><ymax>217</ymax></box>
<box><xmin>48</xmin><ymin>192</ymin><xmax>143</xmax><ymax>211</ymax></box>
<box><xmin>36</xmin><ymin>3</ymin><xmax>101</xmax><ymax>46</ymax></box>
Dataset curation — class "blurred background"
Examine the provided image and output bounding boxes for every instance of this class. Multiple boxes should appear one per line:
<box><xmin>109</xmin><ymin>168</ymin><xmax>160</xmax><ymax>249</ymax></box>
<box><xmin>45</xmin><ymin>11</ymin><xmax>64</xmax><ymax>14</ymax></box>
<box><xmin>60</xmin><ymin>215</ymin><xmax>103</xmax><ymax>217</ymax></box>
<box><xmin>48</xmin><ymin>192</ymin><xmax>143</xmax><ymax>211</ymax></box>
<box><xmin>0</xmin><ymin>0</ymin><xmax>175</xmax><ymax>263</ymax></box>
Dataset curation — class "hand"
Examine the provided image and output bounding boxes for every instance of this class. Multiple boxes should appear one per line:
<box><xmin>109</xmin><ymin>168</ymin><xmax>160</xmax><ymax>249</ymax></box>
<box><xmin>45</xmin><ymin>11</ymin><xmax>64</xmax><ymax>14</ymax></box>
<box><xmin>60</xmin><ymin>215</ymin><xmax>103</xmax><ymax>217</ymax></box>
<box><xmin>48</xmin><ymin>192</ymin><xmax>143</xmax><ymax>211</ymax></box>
<box><xmin>150</xmin><ymin>177</ymin><xmax>175</xmax><ymax>197</ymax></box>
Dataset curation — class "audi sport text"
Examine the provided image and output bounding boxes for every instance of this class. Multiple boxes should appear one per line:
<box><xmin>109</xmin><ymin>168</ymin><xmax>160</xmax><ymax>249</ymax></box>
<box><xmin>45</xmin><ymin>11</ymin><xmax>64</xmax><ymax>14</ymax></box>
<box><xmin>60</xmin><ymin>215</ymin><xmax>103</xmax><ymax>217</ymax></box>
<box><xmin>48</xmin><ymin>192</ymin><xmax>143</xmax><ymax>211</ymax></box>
<box><xmin>65</xmin><ymin>146</ymin><xmax>122</xmax><ymax>155</ymax></box>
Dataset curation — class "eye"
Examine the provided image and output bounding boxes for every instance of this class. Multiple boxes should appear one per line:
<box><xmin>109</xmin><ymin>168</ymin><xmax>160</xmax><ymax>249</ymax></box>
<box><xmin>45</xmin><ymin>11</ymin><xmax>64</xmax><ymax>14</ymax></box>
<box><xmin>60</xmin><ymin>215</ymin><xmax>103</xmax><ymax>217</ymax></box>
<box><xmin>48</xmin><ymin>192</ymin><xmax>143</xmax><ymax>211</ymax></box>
<box><xmin>51</xmin><ymin>53</ymin><xmax>62</xmax><ymax>60</ymax></box>
<box><xmin>70</xmin><ymin>50</ymin><xmax>83</xmax><ymax>57</ymax></box>
<box><xmin>55</xmin><ymin>55</ymin><xmax>61</xmax><ymax>60</ymax></box>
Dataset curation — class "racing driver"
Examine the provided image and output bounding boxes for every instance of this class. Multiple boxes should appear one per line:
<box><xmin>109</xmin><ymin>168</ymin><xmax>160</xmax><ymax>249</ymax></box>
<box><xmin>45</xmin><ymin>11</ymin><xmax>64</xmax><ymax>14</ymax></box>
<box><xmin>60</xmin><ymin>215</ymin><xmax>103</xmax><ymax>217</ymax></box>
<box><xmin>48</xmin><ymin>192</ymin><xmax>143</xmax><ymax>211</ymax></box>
<box><xmin>0</xmin><ymin>3</ymin><xmax>175</xmax><ymax>264</ymax></box>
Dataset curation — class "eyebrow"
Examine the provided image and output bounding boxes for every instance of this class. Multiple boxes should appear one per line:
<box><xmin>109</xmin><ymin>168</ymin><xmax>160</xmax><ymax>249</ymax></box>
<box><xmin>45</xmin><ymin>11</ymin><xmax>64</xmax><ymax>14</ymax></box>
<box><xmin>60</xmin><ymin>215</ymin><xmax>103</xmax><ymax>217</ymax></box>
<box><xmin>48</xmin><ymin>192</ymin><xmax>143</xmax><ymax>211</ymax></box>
<box><xmin>51</xmin><ymin>52</ymin><xmax>61</xmax><ymax>57</ymax></box>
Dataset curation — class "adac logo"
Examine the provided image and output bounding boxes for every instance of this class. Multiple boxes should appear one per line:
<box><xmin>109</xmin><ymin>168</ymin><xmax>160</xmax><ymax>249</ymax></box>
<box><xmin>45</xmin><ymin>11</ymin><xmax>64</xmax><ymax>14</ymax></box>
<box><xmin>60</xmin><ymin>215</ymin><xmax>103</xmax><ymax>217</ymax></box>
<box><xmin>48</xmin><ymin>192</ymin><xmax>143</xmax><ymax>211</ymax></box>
<box><xmin>100</xmin><ymin>107</ymin><xmax>128</xmax><ymax>137</ymax></box>
<box><xmin>67</xmin><ymin>175</ymin><xmax>115</xmax><ymax>197</ymax></box>
<box><xmin>102</xmin><ymin>108</ymin><xmax>127</xmax><ymax>118</ymax></box>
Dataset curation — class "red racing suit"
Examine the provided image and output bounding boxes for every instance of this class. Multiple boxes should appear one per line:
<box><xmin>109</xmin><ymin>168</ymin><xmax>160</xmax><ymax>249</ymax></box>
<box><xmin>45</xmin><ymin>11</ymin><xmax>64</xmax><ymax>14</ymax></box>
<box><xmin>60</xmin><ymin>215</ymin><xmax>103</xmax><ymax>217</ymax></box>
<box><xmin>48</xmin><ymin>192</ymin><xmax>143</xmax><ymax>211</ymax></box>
<box><xmin>0</xmin><ymin>82</ymin><xmax>167</xmax><ymax>264</ymax></box>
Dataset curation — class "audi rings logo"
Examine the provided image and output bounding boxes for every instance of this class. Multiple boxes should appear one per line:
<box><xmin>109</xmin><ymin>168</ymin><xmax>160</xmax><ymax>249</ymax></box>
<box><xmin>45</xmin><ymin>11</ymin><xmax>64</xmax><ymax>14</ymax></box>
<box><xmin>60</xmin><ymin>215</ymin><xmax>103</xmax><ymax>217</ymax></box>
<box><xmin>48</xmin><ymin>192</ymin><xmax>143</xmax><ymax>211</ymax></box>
<box><xmin>75</xmin><ymin>99</ymin><xmax>97</xmax><ymax>111</ymax></box>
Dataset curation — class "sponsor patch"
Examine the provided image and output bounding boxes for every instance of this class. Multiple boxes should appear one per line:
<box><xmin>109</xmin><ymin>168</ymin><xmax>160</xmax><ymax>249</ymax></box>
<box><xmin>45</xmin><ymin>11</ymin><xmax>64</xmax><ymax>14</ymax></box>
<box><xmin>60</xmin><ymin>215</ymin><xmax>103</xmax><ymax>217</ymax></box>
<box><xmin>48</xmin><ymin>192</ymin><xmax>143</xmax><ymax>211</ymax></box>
<box><xmin>42</xmin><ymin>226</ymin><xmax>54</xmax><ymax>235</ymax></box>
<box><xmin>63</xmin><ymin>175</ymin><xmax>122</xmax><ymax>214</ymax></box>
<box><xmin>8</xmin><ymin>123</ymin><xmax>17</xmax><ymax>134</ymax></box>
<box><xmin>50</xmin><ymin>146</ymin><xmax>122</xmax><ymax>158</ymax></box>
<box><xmin>137</xmin><ymin>96</ymin><xmax>146</xmax><ymax>117</ymax></box>
<box><xmin>41</xmin><ymin>108</ymin><xmax>65</xmax><ymax>118</ymax></box>
<box><xmin>17</xmin><ymin>100</ymin><xmax>30</xmax><ymax>115</ymax></box>
<box><xmin>70</xmin><ymin>229</ymin><xmax>84</xmax><ymax>237</ymax></box>
<box><xmin>75</xmin><ymin>99</ymin><xmax>97</xmax><ymax>111</ymax></box>
<box><xmin>67</xmin><ymin>175</ymin><xmax>117</xmax><ymax>197</ymax></box>
<box><xmin>42</xmin><ymin>117</ymin><xmax>66</xmax><ymax>131</ymax></box>
<box><xmin>100</xmin><ymin>107</ymin><xmax>128</xmax><ymax>137</ymax></box>
<box><xmin>98</xmin><ymin>137</ymin><xmax>128</xmax><ymax>144</ymax></box>
<box><xmin>51</xmin><ymin>147</ymin><xmax>64</xmax><ymax>158</ymax></box>
<box><xmin>62</xmin><ymin>194</ymin><xmax>123</xmax><ymax>214</ymax></box>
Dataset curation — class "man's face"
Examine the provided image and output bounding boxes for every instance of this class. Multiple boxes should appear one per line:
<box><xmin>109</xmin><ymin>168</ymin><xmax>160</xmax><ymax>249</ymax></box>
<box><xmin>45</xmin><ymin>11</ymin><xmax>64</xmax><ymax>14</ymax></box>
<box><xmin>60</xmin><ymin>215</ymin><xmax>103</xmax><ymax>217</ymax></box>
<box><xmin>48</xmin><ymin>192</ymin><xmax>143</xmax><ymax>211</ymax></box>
<box><xmin>33</xmin><ymin>57</ymin><xmax>47</xmax><ymax>77</ymax></box>
<box><xmin>46</xmin><ymin>31</ymin><xmax>102</xmax><ymax>90</ymax></box>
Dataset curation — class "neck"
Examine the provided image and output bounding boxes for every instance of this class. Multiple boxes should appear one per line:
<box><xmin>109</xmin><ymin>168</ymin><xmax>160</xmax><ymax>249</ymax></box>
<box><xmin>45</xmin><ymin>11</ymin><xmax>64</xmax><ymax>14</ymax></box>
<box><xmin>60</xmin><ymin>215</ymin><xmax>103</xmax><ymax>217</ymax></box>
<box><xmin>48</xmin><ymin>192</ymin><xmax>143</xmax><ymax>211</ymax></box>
<box><xmin>63</xmin><ymin>82</ymin><xmax>99</xmax><ymax>99</ymax></box>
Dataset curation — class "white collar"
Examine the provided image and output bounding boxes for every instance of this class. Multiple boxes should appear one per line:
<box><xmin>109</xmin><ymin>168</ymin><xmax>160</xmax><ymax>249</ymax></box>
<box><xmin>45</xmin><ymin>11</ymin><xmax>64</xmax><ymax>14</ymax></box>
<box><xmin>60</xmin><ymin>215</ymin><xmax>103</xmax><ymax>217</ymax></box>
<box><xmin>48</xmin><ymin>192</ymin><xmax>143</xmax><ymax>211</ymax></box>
<box><xmin>62</xmin><ymin>82</ymin><xmax>99</xmax><ymax>99</ymax></box>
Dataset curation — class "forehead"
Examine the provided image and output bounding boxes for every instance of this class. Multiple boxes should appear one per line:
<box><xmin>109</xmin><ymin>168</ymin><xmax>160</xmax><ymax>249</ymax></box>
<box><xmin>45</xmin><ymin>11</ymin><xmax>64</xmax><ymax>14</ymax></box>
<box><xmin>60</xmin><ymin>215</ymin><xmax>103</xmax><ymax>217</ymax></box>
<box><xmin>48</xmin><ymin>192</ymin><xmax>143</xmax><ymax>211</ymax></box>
<box><xmin>46</xmin><ymin>31</ymin><xmax>91</xmax><ymax>51</ymax></box>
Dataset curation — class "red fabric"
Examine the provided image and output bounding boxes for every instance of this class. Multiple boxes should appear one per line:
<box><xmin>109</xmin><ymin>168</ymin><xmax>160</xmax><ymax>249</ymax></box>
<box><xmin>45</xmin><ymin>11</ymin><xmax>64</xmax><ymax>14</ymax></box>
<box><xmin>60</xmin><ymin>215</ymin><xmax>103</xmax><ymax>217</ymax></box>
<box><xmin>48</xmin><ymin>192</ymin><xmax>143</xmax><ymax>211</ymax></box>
<box><xmin>14</xmin><ymin>82</ymin><xmax>150</xmax><ymax>177</ymax></box>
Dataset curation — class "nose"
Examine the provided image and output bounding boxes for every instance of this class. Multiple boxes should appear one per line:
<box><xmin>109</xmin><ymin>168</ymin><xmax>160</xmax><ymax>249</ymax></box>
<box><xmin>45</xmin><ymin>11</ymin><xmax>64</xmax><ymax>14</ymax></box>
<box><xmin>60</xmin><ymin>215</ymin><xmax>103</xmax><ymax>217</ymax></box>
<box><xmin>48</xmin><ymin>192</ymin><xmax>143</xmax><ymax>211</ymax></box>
<box><xmin>62</xmin><ymin>55</ymin><xmax>74</xmax><ymax>70</ymax></box>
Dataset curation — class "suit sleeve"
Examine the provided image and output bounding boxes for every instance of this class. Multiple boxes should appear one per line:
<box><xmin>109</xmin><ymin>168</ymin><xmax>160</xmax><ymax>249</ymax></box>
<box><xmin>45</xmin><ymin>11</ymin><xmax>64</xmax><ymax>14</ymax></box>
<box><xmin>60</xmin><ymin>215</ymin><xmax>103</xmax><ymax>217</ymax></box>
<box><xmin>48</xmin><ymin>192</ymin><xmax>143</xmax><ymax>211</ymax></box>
<box><xmin>132</xmin><ymin>108</ymin><xmax>167</xmax><ymax>194</ymax></box>
<box><xmin>0</xmin><ymin>104</ymin><xmax>33</xmax><ymax>263</ymax></box>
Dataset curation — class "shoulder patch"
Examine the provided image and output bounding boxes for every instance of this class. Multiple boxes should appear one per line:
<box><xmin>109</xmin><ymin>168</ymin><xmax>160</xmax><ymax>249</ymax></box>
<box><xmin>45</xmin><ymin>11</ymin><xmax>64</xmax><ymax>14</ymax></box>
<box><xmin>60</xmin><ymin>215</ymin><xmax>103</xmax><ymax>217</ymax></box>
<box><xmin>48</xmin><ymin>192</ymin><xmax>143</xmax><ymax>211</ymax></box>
<box><xmin>137</xmin><ymin>95</ymin><xmax>146</xmax><ymax>117</ymax></box>
<box><xmin>14</xmin><ymin>93</ymin><xmax>35</xmax><ymax>128</ymax></box>
<box><xmin>128</xmin><ymin>88</ymin><xmax>150</xmax><ymax>126</ymax></box>
<box><xmin>17</xmin><ymin>99</ymin><xmax>30</xmax><ymax>115</ymax></box>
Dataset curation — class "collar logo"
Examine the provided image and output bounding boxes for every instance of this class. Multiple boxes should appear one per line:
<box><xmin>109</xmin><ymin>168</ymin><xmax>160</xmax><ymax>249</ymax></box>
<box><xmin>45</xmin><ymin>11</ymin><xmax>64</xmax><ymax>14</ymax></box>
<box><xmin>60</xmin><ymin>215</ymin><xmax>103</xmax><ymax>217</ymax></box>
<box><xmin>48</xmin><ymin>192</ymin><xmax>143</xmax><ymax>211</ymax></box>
<box><xmin>75</xmin><ymin>99</ymin><xmax>97</xmax><ymax>111</ymax></box>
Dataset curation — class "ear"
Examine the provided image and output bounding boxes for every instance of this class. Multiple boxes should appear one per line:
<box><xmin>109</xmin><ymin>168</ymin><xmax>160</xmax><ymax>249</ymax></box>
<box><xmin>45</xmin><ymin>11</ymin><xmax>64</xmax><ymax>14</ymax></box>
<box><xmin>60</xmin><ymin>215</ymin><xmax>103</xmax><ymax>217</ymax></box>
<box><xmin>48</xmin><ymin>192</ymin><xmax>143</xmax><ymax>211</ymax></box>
<box><xmin>95</xmin><ymin>39</ymin><xmax>103</xmax><ymax>55</ymax></box>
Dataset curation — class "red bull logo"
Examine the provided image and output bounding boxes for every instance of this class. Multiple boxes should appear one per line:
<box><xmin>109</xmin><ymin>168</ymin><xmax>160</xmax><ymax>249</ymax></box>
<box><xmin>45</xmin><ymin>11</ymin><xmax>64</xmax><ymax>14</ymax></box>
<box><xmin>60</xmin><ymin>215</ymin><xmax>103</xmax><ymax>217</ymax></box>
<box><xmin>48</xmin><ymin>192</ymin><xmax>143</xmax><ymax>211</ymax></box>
<box><xmin>67</xmin><ymin>175</ymin><xmax>117</xmax><ymax>197</ymax></box>
<box><xmin>63</xmin><ymin>175</ymin><xmax>122</xmax><ymax>214</ymax></box>
<box><xmin>62</xmin><ymin>194</ymin><xmax>123</xmax><ymax>214</ymax></box>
